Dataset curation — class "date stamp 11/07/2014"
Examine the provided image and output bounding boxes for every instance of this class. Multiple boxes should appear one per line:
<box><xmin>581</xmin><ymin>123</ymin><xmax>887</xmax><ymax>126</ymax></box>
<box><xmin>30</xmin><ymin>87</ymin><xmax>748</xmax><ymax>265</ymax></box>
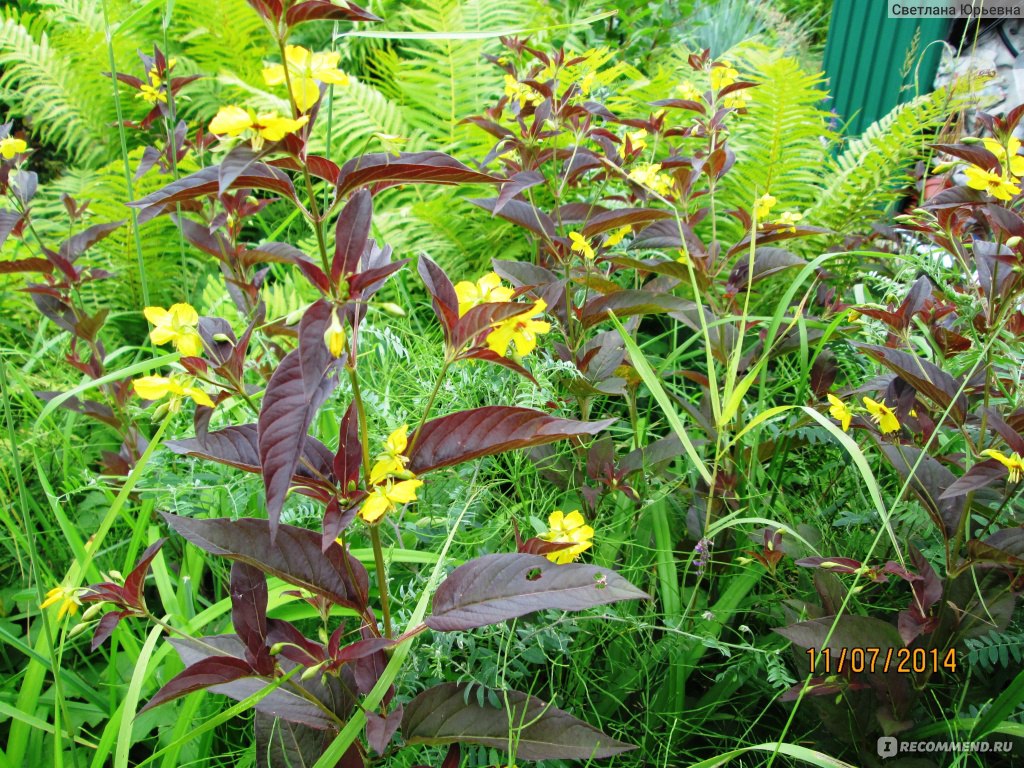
<box><xmin>807</xmin><ymin>647</ymin><xmax>958</xmax><ymax>675</ymax></box>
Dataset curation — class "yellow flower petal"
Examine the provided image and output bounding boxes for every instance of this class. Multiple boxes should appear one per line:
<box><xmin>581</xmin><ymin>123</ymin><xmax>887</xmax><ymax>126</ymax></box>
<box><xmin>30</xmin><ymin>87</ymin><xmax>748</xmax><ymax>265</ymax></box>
<box><xmin>182</xmin><ymin>385</ymin><xmax>214</xmax><ymax>408</ymax></box>
<box><xmin>133</xmin><ymin>375</ymin><xmax>174</xmax><ymax>400</ymax></box>
<box><xmin>863</xmin><ymin>397</ymin><xmax>900</xmax><ymax>434</ymax></box>
<box><xmin>569</xmin><ymin>232</ymin><xmax>595</xmax><ymax>260</ymax></box>
<box><xmin>386</xmin><ymin>425</ymin><xmax>409</xmax><ymax>456</ymax></box>
<box><xmin>255</xmin><ymin>112</ymin><xmax>309</xmax><ymax>141</ymax></box>
<box><xmin>360</xmin><ymin>489</ymin><xmax>391</xmax><ymax>523</ymax></box>
<box><xmin>386</xmin><ymin>478</ymin><xmax>423</xmax><ymax>504</ymax></box>
<box><xmin>604</xmin><ymin>225</ymin><xmax>631</xmax><ymax>248</ymax></box>
<box><xmin>174</xmin><ymin>331</ymin><xmax>203</xmax><ymax>358</ymax></box>
<box><xmin>209</xmin><ymin>105</ymin><xmax>254</xmax><ymax>137</ymax></box>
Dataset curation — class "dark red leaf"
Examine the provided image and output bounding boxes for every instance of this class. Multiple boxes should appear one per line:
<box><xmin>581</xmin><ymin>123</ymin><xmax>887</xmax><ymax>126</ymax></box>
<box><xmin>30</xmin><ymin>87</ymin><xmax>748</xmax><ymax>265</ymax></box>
<box><xmin>493</xmin><ymin>170</ymin><xmax>545</xmax><ymax>214</ymax></box>
<box><xmin>91</xmin><ymin>611</ymin><xmax>130</xmax><ymax>651</ymax></box>
<box><xmin>122</xmin><ymin>538</ymin><xmax>166</xmax><ymax>610</ymax></box>
<box><xmin>425</xmin><ymin>553</ymin><xmax>648</xmax><ymax>631</ymax></box>
<box><xmin>931</xmin><ymin>143</ymin><xmax>1000</xmax><ymax>171</ymax></box>
<box><xmin>162</xmin><ymin>514</ymin><xmax>370</xmax><ymax>612</ymax></box>
<box><xmin>470</xmin><ymin>197</ymin><xmax>555</xmax><ymax>238</ymax></box>
<box><xmin>402</xmin><ymin>683</ymin><xmax>636</xmax><ymax>759</ymax></box>
<box><xmin>166</xmin><ymin>424</ymin><xmax>334</xmax><ymax>494</ymax></box>
<box><xmin>579</xmin><ymin>207</ymin><xmax>673</xmax><ymax>238</ymax></box>
<box><xmin>139</xmin><ymin>656</ymin><xmax>257</xmax><ymax>714</ymax></box>
<box><xmin>853</xmin><ymin>342</ymin><xmax>968</xmax><ymax>423</ymax></box>
<box><xmin>332</xmin><ymin>189</ymin><xmax>373</xmax><ymax>284</ymax></box>
<box><xmin>366</xmin><ymin>705</ymin><xmax>403</xmax><ymax>755</ymax></box>
<box><xmin>57</xmin><ymin>221</ymin><xmax>125</xmax><ymax>262</ymax></box>
<box><xmin>335</xmin><ymin>151</ymin><xmax>501</xmax><ymax>198</ymax></box>
<box><xmin>131</xmin><ymin>165</ymin><xmax>296</xmax><ymax>223</ymax></box>
<box><xmin>218</xmin><ymin>145</ymin><xmax>259</xmax><ymax>196</ymax></box>
<box><xmin>334</xmin><ymin>401</ymin><xmax>362</xmax><ymax>493</ymax></box>
<box><xmin>580</xmin><ymin>290</ymin><xmax>695</xmax><ymax>328</ymax></box>
<box><xmin>408</xmin><ymin>407</ymin><xmax>614</xmax><ymax>475</ymax></box>
<box><xmin>418</xmin><ymin>253</ymin><xmax>459</xmax><ymax>341</ymax></box>
<box><xmin>285</xmin><ymin>0</ymin><xmax>381</xmax><ymax>25</ymax></box>
<box><xmin>259</xmin><ymin>302</ymin><xmax>339</xmax><ymax>535</ymax></box>
<box><xmin>725</xmin><ymin>247</ymin><xmax>807</xmax><ymax>293</ymax></box>
<box><xmin>939</xmin><ymin>459</ymin><xmax>1008</xmax><ymax>499</ymax></box>
<box><xmin>450</xmin><ymin>302</ymin><xmax>530</xmax><ymax>351</ymax></box>
<box><xmin>231</xmin><ymin>562</ymin><xmax>271</xmax><ymax>672</ymax></box>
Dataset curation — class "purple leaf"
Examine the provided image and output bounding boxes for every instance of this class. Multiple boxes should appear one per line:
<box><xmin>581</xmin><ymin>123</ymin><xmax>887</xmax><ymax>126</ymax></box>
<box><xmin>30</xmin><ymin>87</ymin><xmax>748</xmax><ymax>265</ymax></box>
<box><xmin>408</xmin><ymin>407</ymin><xmax>615</xmax><ymax>475</ymax></box>
<box><xmin>91</xmin><ymin>610</ymin><xmax>130</xmax><ymax>651</ymax></box>
<box><xmin>425</xmin><ymin>553</ymin><xmax>648</xmax><ymax>631</ymax></box>
<box><xmin>285</xmin><ymin>0</ymin><xmax>381</xmax><ymax>25</ymax></box>
<box><xmin>334</xmin><ymin>401</ymin><xmax>362</xmax><ymax>493</ymax></box>
<box><xmin>853</xmin><ymin>343</ymin><xmax>968</xmax><ymax>423</ymax></box>
<box><xmin>402</xmin><ymin>683</ymin><xmax>636</xmax><ymax>759</ymax></box>
<box><xmin>162</xmin><ymin>514</ymin><xmax>369</xmax><ymax>612</ymax></box>
<box><xmin>122</xmin><ymin>538</ymin><xmax>166</xmax><ymax>610</ymax></box>
<box><xmin>131</xmin><ymin>165</ymin><xmax>296</xmax><ymax>223</ymax></box>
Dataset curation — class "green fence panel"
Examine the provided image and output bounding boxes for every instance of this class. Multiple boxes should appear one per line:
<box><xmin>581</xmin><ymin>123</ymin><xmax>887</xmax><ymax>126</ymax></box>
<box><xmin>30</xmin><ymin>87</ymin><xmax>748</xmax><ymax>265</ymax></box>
<box><xmin>823</xmin><ymin>0</ymin><xmax>950</xmax><ymax>136</ymax></box>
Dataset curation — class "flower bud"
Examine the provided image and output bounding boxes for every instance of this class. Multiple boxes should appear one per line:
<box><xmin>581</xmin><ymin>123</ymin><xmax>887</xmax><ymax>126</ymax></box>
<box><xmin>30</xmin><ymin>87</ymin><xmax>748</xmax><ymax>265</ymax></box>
<box><xmin>377</xmin><ymin>302</ymin><xmax>406</xmax><ymax>317</ymax></box>
<box><xmin>1007</xmin><ymin>236</ymin><xmax>1022</xmax><ymax>248</ymax></box>
<box><xmin>324</xmin><ymin>310</ymin><xmax>346</xmax><ymax>358</ymax></box>
<box><xmin>301</xmin><ymin>662</ymin><xmax>324</xmax><ymax>681</ymax></box>
<box><xmin>81</xmin><ymin>602</ymin><xmax>105</xmax><ymax>621</ymax></box>
<box><xmin>67</xmin><ymin>621</ymin><xmax>90</xmax><ymax>638</ymax></box>
<box><xmin>269</xmin><ymin>642</ymin><xmax>287</xmax><ymax>656</ymax></box>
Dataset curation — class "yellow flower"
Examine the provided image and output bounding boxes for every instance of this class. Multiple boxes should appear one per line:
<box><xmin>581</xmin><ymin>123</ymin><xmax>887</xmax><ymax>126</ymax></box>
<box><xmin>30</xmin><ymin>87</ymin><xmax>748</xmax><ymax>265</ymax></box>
<box><xmin>209</xmin><ymin>106</ymin><xmax>309</xmax><ymax>149</ymax></box>
<box><xmin>40</xmin><ymin>585</ymin><xmax>82</xmax><ymax>620</ymax></box>
<box><xmin>982</xmin><ymin>137</ymin><xmax>1024</xmax><ymax>177</ymax></box>
<box><xmin>369</xmin><ymin>424</ymin><xmax>412</xmax><ymax>485</ymax></box>
<box><xmin>723</xmin><ymin>90</ymin><xmax>750</xmax><ymax>109</ymax></box>
<box><xmin>604</xmin><ymin>225</ymin><xmax>631</xmax><ymax>248</ymax></box>
<box><xmin>359</xmin><ymin>478</ymin><xmax>423</xmax><ymax>524</ymax></box>
<box><xmin>754</xmin><ymin>193</ymin><xmax>777</xmax><ymax>221</ymax></box>
<box><xmin>324</xmin><ymin>310</ymin><xmax>346</xmax><ymax>358</ymax></box>
<box><xmin>539</xmin><ymin>509</ymin><xmax>594</xmax><ymax>564</ymax></box>
<box><xmin>981</xmin><ymin>449</ymin><xmax>1024</xmax><ymax>483</ymax></box>
<box><xmin>569</xmin><ymin>231</ymin><xmax>595</xmax><ymax>260</ymax></box>
<box><xmin>0</xmin><ymin>136</ymin><xmax>27</xmax><ymax>160</ymax></box>
<box><xmin>133</xmin><ymin>375</ymin><xmax>215</xmax><ymax>410</ymax></box>
<box><xmin>863</xmin><ymin>397</ymin><xmax>900</xmax><ymax>434</ymax></box>
<box><xmin>628</xmin><ymin>163</ymin><xmax>674</xmax><ymax>197</ymax></box>
<box><xmin>964</xmin><ymin>165</ymin><xmax>1021</xmax><ymax>201</ymax></box>
<box><xmin>826</xmin><ymin>394</ymin><xmax>852</xmax><ymax>432</ymax></box>
<box><xmin>144</xmin><ymin>303</ymin><xmax>203</xmax><ymax>357</ymax></box>
<box><xmin>486</xmin><ymin>300</ymin><xmax>551</xmax><ymax>358</ymax></box>
<box><xmin>774</xmin><ymin>210</ymin><xmax>803</xmax><ymax>233</ymax></box>
<box><xmin>710</xmin><ymin>62</ymin><xmax>739</xmax><ymax>90</ymax></box>
<box><xmin>627</xmin><ymin>129</ymin><xmax>647</xmax><ymax>151</ymax></box>
<box><xmin>503</xmin><ymin>74</ymin><xmax>543</xmax><ymax>109</ymax></box>
<box><xmin>453</xmin><ymin>272</ymin><xmax>514</xmax><ymax>316</ymax></box>
<box><xmin>675</xmin><ymin>81</ymin><xmax>702</xmax><ymax>101</ymax></box>
<box><xmin>263</xmin><ymin>45</ymin><xmax>350</xmax><ymax>113</ymax></box>
<box><xmin>138</xmin><ymin>68</ymin><xmax>166</xmax><ymax>104</ymax></box>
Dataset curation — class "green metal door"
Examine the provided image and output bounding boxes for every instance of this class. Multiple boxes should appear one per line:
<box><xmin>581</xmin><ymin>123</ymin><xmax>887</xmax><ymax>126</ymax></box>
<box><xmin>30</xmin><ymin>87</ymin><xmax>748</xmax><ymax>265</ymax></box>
<box><xmin>823</xmin><ymin>0</ymin><xmax>950</xmax><ymax>136</ymax></box>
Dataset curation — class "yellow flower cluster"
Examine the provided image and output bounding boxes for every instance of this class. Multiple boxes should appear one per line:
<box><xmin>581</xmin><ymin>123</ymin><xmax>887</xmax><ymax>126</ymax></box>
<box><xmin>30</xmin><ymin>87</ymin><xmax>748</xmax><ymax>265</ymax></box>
<box><xmin>138</xmin><ymin>66</ymin><xmax>168</xmax><ymax>105</ymax></box>
<box><xmin>503</xmin><ymin>75</ymin><xmax>544</xmax><ymax>109</ymax></box>
<box><xmin>486</xmin><ymin>300</ymin><xmax>551</xmax><ymax>358</ymax></box>
<box><xmin>963</xmin><ymin>137</ymin><xmax>1024</xmax><ymax>201</ymax></box>
<box><xmin>0</xmin><ymin>136</ymin><xmax>27</xmax><ymax>160</ymax></box>
<box><xmin>826</xmin><ymin>394</ymin><xmax>901</xmax><ymax>435</ymax></box>
<box><xmin>710</xmin><ymin>61</ymin><xmax>739</xmax><ymax>90</ymax></box>
<box><xmin>209</xmin><ymin>106</ymin><xmax>309</xmax><ymax>149</ymax></box>
<box><xmin>40</xmin><ymin>584</ymin><xmax>82</xmax><ymax>620</ymax></box>
<box><xmin>754</xmin><ymin>193</ymin><xmax>776</xmax><ymax>221</ymax></box>
<box><xmin>361</xmin><ymin>425</ymin><xmax>423</xmax><ymax>523</ymax></box>
<box><xmin>263</xmin><ymin>45</ymin><xmax>350</xmax><ymax>113</ymax></box>
<box><xmin>144</xmin><ymin>303</ymin><xmax>202</xmax><ymax>357</ymax></box>
<box><xmin>628</xmin><ymin>163</ymin><xmax>674</xmax><ymax>197</ymax></box>
<box><xmin>454</xmin><ymin>273</ymin><xmax>514</xmax><ymax>316</ymax></box>
<box><xmin>569</xmin><ymin>232</ymin><xmax>595</xmax><ymax>260</ymax></box>
<box><xmin>540</xmin><ymin>510</ymin><xmax>594</xmax><ymax>564</ymax></box>
<box><xmin>774</xmin><ymin>210</ymin><xmax>803</xmax><ymax>233</ymax></box>
<box><xmin>453</xmin><ymin>273</ymin><xmax>552</xmax><ymax>359</ymax></box>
